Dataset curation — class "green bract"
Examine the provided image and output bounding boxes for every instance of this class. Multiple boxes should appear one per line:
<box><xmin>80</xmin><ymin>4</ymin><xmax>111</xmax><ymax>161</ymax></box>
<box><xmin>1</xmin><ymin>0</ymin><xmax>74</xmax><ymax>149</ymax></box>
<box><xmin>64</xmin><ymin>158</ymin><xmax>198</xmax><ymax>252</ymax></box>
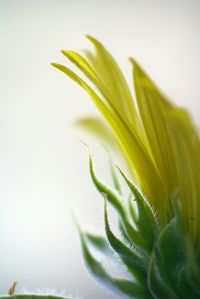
<box><xmin>52</xmin><ymin>37</ymin><xmax>200</xmax><ymax>298</ymax></box>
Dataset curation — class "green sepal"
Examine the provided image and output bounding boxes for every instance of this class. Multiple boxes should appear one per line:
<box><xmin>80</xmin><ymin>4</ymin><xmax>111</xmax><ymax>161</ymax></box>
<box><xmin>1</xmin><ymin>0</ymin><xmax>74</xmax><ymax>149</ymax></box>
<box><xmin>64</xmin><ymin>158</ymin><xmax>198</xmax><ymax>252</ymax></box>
<box><xmin>79</xmin><ymin>226</ymin><xmax>148</xmax><ymax>298</ymax></box>
<box><xmin>156</xmin><ymin>217</ymin><xmax>185</xmax><ymax>295</ymax></box>
<box><xmin>89</xmin><ymin>155</ymin><xmax>149</xmax><ymax>255</ymax></box>
<box><xmin>147</xmin><ymin>251</ymin><xmax>179</xmax><ymax>299</ymax></box>
<box><xmin>118</xmin><ymin>167</ymin><xmax>160</xmax><ymax>253</ymax></box>
<box><xmin>177</xmin><ymin>234</ymin><xmax>200</xmax><ymax>298</ymax></box>
<box><xmin>113</xmin><ymin>279</ymin><xmax>152</xmax><ymax>299</ymax></box>
<box><xmin>89</xmin><ymin>154</ymin><xmax>124</xmax><ymax>214</ymax></box>
<box><xmin>104</xmin><ymin>200</ymin><xmax>147</xmax><ymax>284</ymax></box>
<box><xmin>128</xmin><ymin>193</ymin><xmax>138</xmax><ymax>225</ymax></box>
<box><xmin>107</xmin><ymin>149</ymin><xmax>122</xmax><ymax>195</ymax></box>
<box><xmin>118</xmin><ymin>219</ymin><xmax>132</xmax><ymax>246</ymax></box>
<box><xmin>177</xmin><ymin>266</ymin><xmax>200</xmax><ymax>299</ymax></box>
<box><xmin>85</xmin><ymin>232</ymin><xmax>113</xmax><ymax>258</ymax></box>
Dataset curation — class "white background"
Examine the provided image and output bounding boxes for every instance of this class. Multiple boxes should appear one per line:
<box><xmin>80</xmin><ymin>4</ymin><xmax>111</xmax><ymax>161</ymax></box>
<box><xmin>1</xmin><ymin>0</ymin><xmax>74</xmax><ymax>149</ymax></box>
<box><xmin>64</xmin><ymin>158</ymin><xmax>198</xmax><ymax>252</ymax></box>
<box><xmin>0</xmin><ymin>0</ymin><xmax>200</xmax><ymax>298</ymax></box>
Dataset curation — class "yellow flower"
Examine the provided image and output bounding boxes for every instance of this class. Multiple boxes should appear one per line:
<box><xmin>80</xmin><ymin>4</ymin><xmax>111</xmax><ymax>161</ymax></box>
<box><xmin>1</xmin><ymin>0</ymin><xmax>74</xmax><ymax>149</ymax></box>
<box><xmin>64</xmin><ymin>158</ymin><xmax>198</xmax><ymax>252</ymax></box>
<box><xmin>52</xmin><ymin>35</ymin><xmax>200</xmax><ymax>249</ymax></box>
<box><xmin>52</xmin><ymin>36</ymin><xmax>200</xmax><ymax>299</ymax></box>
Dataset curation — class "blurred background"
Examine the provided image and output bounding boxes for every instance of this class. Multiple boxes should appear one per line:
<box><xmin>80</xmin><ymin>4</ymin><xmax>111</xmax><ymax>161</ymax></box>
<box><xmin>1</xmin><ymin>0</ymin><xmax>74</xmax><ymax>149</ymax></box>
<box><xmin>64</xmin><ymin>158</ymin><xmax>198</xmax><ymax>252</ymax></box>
<box><xmin>0</xmin><ymin>0</ymin><xmax>200</xmax><ymax>298</ymax></box>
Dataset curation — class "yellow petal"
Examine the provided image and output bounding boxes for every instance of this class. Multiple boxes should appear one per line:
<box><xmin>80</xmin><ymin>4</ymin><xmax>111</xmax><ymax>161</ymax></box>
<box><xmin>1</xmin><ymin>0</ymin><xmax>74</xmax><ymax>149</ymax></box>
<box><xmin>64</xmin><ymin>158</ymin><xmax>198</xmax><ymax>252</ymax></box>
<box><xmin>51</xmin><ymin>62</ymin><xmax>166</xmax><ymax>221</ymax></box>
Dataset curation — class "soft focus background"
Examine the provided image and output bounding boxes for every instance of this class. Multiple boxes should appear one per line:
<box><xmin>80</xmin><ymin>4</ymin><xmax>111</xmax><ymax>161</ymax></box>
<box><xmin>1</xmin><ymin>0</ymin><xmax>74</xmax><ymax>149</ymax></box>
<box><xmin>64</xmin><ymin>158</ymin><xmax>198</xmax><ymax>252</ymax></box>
<box><xmin>1</xmin><ymin>0</ymin><xmax>200</xmax><ymax>298</ymax></box>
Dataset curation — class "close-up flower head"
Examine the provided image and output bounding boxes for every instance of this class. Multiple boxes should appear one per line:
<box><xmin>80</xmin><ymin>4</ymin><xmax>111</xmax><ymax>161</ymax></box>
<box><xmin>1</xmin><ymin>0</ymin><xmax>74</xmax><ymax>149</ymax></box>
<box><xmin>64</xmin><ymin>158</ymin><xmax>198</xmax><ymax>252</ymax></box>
<box><xmin>1</xmin><ymin>1</ymin><xmax>200</xmax><ymax>299</ymax></box>
<box><xmin>51</xmin><ymin>36</ymin><xmax>200</xmax><ymax>298</ymax></box>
